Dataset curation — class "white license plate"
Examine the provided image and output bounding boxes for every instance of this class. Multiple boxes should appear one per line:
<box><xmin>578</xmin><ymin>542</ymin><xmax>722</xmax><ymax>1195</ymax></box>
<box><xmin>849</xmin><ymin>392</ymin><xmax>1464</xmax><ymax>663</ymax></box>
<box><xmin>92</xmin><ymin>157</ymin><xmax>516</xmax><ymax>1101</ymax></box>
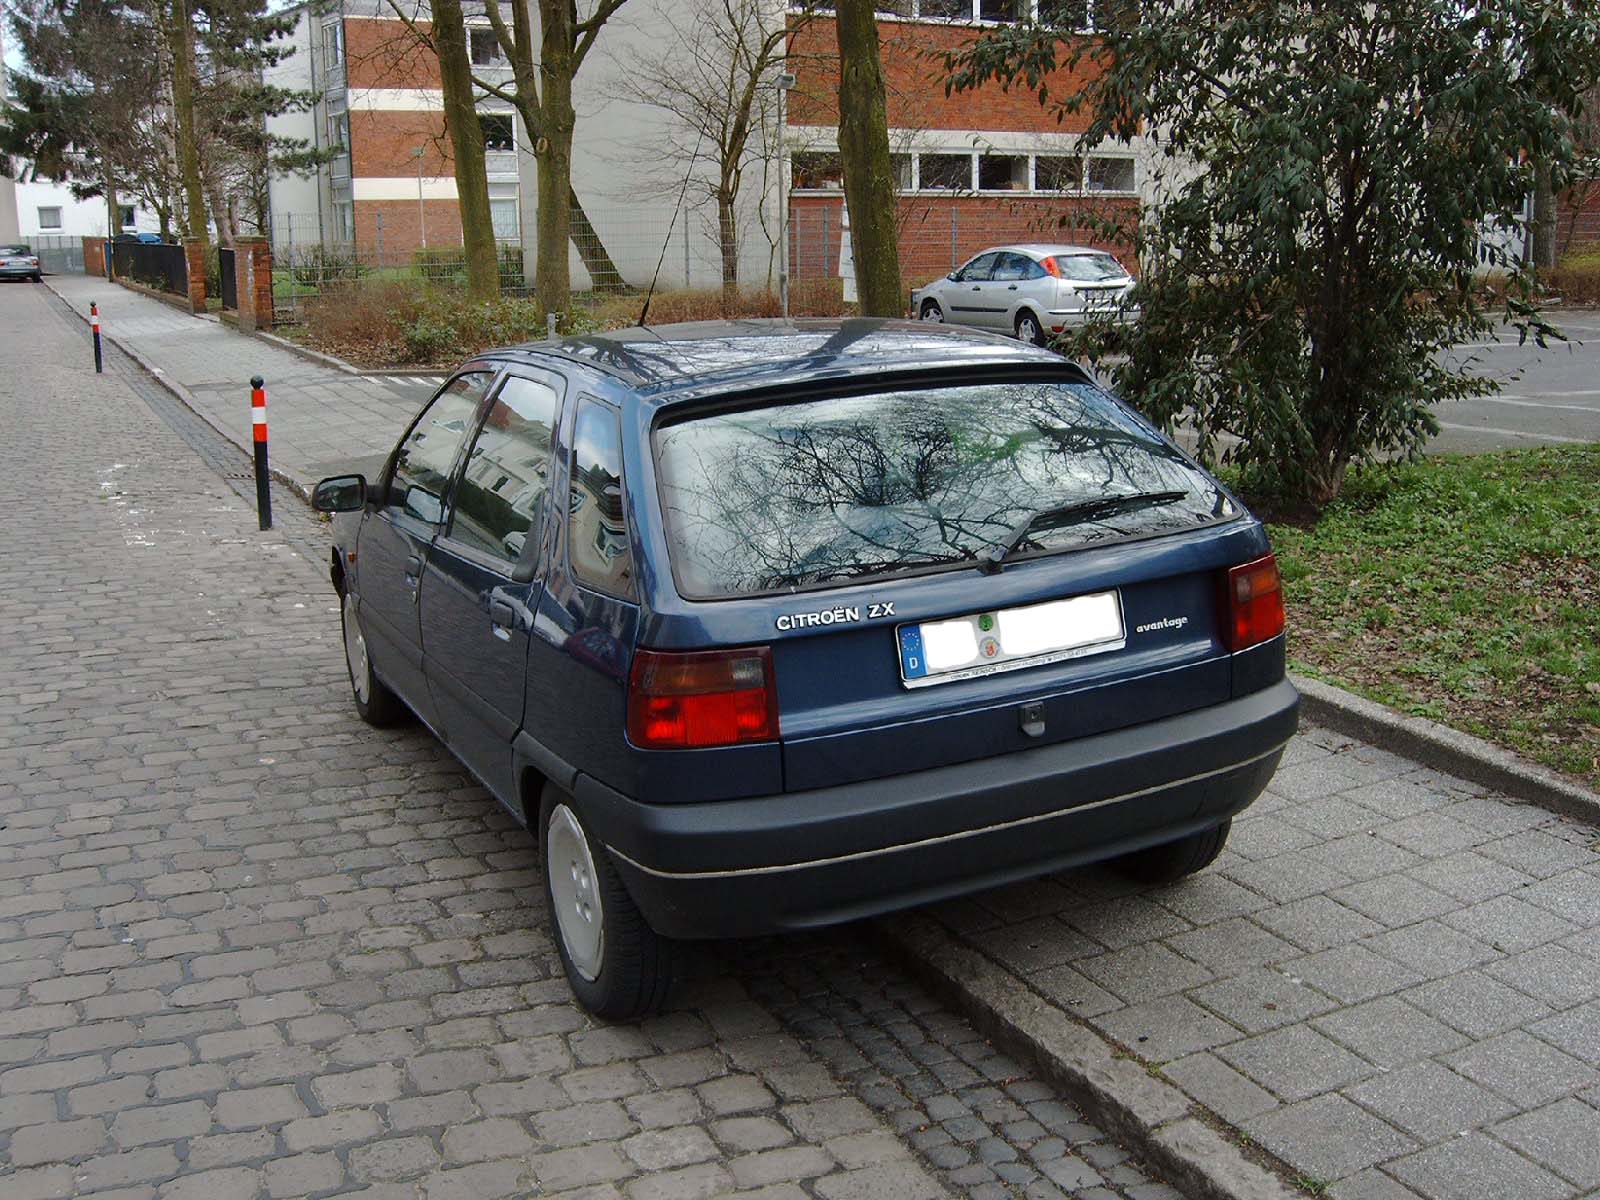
<box><xmin>895</xmin><ymin>591</ymin><xmax>1125</xmax><ymax>688</ymax></box>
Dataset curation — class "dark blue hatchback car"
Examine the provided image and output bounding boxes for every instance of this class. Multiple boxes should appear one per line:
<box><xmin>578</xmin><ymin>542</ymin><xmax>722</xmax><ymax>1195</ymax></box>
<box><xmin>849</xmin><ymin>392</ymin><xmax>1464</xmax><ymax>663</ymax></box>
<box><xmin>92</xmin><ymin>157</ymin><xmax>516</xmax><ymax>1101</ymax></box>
<box><xmin>312</xmin><ymin>319</ymin><xmax>1299</xmax><ymax>1018</ymax></box>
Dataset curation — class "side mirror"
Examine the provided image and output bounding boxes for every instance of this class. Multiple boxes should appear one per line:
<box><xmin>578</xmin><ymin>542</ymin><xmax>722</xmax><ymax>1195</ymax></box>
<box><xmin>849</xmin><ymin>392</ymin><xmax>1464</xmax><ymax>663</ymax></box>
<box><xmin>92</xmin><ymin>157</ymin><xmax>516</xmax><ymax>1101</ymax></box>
<box><xmin>311</xmin><ymin>474</ymin><xmax>367</xmax><ymax>513</ymax></box>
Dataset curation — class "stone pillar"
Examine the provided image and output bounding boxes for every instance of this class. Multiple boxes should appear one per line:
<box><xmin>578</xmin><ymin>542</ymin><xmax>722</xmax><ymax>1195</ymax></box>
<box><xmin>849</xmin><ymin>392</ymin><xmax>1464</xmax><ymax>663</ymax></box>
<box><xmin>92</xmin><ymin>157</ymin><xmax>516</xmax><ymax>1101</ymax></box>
<box><xmin>234</xmin><ymin>236</ymin><xmax>274</xmax><ymax>334</ymax></box>
<box><xmin>83</xmin><ymin>237</ymin><xmax>107</xmax><ymax>277</ymax></box>
<box><xmin>183</xmin><ymin>238</ymin><xmax>207</xmax><ymax>314</ymax></box>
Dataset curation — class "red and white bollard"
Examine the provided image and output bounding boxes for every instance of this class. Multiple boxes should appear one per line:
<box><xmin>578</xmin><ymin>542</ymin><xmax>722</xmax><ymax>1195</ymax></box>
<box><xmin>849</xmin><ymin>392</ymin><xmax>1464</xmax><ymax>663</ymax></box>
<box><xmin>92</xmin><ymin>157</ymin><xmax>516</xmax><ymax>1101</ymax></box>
<box><xmin>251</xmin><ymin>375</ymin><xmax>272</xmax><ymax>531</ymax></box>
<box><xmin>90</xmin><ymin>302</ymin><xmax>103</xmax><ymax>373</ymax></box>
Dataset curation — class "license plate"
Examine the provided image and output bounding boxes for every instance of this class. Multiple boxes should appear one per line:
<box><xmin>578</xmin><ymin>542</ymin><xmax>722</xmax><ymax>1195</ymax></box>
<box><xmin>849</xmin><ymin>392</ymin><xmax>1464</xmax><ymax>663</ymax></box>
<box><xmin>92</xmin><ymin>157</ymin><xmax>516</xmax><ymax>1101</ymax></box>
<box><xmin>896</xmin><ymin>591</ymin><xmax>1125</xmax><ymax>688</ymax></box>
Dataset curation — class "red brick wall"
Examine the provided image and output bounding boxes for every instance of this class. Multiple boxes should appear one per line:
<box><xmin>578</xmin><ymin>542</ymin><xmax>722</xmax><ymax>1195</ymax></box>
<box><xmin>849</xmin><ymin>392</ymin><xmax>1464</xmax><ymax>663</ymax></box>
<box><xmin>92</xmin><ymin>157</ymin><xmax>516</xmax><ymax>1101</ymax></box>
<box><xmin>351</xmin><ymin>109</ymin><xmax>455</xmax><ymax>179</ymax></box>
<box><xmin>354</xmin><ymin>200</ymin><xmax>465</xmax><ymax>260</ymax></box>
<box><xmin>345</xmin><ymin>17</ymin><xmax>441</xmax><ymax>90</ymax></box>
<box><xmin>788</xmin><ymin>15</ymin><xmax>1101</xmax><ymax>134</ymax></box>
<box><xmin>791</xmin><ymin>193</ymin><xmax>1136</xmax><ymax>288</ymax></box>
<box><xmin>1558</xmin><ymin>182</ymin><xmax>1600</xmax><ymax>255</ymax></box>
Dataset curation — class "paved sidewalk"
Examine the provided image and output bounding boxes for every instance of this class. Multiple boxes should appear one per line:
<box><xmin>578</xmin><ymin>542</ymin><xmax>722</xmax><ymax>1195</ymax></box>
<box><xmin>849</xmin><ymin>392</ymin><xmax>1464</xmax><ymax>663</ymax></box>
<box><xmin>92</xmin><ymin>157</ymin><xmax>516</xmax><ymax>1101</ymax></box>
<box><xmin>925</xmin><ymin>731</ymin><xmax>1600</xmax><ymax>1199</ymax></box>
<box><xmin>47</xmin><ymin>274</ymin><xmax>419</xmax><ymax>488</ymax></box>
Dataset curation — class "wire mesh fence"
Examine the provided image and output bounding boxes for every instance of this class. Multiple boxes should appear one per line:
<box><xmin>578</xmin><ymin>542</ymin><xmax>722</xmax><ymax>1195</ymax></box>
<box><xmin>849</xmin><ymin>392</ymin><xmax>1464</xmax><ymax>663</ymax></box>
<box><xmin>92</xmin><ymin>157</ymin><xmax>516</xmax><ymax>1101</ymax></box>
<box><xmin>30</xmin><ymin>234</ymin><xmax>86</xmax><ymax>275</ymax></box>
<box><xmin>266</xmin><ymin>195</ymin><xmax>1138</xmax><ymax>324</ymax></box>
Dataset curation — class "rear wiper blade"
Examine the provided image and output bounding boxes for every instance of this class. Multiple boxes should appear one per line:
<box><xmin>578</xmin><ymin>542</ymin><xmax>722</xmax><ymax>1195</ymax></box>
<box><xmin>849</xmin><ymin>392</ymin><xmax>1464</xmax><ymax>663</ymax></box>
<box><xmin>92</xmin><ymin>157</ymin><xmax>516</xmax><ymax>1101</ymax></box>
<box><xmin>976</xmin><ymin>490</ymin><xmax>1189</xmax><ymax>574</ymax></box>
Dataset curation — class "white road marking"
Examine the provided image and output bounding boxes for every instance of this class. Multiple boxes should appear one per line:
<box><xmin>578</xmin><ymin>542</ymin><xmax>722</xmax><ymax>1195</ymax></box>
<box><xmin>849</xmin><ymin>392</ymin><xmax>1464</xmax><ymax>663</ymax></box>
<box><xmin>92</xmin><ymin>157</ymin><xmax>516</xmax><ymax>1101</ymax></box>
<box><xmin>1435</xmin><ymin>421</ymin><xmax>1592</xmax><ymax>444</ymax></box>
<box><xmin>1471</xmin><ymin>395</ymin><xmax>1600</xmax><ymax>413</ymax></box>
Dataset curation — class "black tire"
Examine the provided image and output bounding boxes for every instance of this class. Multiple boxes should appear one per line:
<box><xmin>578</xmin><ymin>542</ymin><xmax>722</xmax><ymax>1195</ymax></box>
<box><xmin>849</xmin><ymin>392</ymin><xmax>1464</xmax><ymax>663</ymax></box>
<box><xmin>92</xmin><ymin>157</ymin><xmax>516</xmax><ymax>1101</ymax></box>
<box><xmin>339</xmin><ymin>590</ymin><xmax>404</xmax><ymax>727</ymax></box>
<box><xmin>1113</xmin><ymin>820</ymin><xmax>1232</xmax><ymax>885</ymax></box>
<box><xmin>919</xmin><ymin>299</ymin><xmax>944</xmax><ymax>322</ymax></box>
<box><xmin>1015</xmin><ymin>310</ymin><xmax>1046</xmax><ymax>346</ymax></box>
<box><xmin>31</xmin><ymin>273</ymin><xmax>43</xmax><ymax>283</ymax></box>
<box><xmin>541</xmin><ymin>785</ymin><xmax>672</xmax><ymax>1020</ymax></box>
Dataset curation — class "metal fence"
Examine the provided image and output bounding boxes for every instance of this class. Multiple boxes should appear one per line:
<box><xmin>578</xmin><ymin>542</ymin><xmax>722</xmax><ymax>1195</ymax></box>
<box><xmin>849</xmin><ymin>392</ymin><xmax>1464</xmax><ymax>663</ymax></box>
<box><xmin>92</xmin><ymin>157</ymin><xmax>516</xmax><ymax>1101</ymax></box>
<box><xmin>30</xmin><ymin>234</ymin><xmax>85</xmax><ymax>275</ymax></box>
<box><xmin>111</xmin><ymin>241</ymin><xmax>188</xmax><ymax>297</ymax></box>
<box><xmin>267</xmin><ymin>194</ymin><xmax>1140</xmax><ymax>323</ymax></box>
<box><xmin>218</xmin><ymin>247</ymin><xmax>238</xmax><ymax>311</ymax></box>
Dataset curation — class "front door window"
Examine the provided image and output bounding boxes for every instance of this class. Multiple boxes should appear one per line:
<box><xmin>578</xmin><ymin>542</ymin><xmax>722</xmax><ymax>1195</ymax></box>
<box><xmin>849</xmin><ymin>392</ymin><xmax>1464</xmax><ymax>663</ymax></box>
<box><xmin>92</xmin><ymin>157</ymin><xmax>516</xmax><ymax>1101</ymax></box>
<box><xmin>389</xmin><ymin>372</ymin><xmax>495</xmax><ymax>523</ymax></box>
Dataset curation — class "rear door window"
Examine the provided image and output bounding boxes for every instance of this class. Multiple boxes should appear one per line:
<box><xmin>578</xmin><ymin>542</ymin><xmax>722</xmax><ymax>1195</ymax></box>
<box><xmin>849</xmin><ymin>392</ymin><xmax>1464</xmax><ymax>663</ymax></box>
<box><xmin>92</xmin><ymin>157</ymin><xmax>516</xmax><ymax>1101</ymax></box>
<box><xmin>568</xmin><ymin>399</ymin><xmax>635</xmax><ymax>598</ymax></box>
<box><xmin>654</xmin><ymin>380</ymin><xmax>1234</xmax><ymax>599</ymax></box>
<box><xmin>446</xmin><ymin>374</ymin><xmax>561</xmax><ymax>565</ymax></box>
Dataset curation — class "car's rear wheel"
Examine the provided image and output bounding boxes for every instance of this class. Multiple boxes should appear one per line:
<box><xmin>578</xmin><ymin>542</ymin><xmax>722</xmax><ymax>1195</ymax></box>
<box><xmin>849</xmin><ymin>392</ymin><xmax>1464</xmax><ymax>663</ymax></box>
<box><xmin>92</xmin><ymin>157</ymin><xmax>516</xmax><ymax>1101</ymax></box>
<box><xmin>919</xmin><ymin>299</ymin><xmax>944</xmax><ymax>322</ymax></box>
<box><xmin>1015</xmin><ymin>310</ymin><xmax>1046</xmax><ymax>346</ymax></box>
<box><xmin>341</xmin><ymin>591</ymin><xmax>403</xmax><ymax>726</ymax></box>
<box><xmin>1113</xmin><ymin>819</ymin><xmax>1232</xmax><ymax>885</ymax></box>
<box><xmin>541</xmin><ymin>787</ymin><xmax>672</xmax><ymax>1019</ymax></box>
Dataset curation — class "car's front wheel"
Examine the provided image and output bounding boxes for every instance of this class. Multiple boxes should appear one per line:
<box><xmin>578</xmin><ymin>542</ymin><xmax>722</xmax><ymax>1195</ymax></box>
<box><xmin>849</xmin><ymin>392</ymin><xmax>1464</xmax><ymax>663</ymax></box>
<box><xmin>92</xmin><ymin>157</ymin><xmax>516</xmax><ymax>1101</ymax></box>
<box><xmin>1113</xmin><ymin>819</ymin><xmax>1232</xmax><ymax>885</ymax></box>
<box><xmin>1015</xmin><ymin>310</ymin><xmax>1046</xmax><ymax>346</ymax></box>
<box><xmin>541</xmin><ymin>787</ymin><xmax>672</xmax><ymax>1019</ymax></box>
<box><xmin>340</xmin><ymin>591</ymin><xmax>403</xmax><ymax>726</ymax></box>
<box><xmin>919</xmin><ymin>299</ymin><xmax>944</xmax><ymax>322</ymax></box>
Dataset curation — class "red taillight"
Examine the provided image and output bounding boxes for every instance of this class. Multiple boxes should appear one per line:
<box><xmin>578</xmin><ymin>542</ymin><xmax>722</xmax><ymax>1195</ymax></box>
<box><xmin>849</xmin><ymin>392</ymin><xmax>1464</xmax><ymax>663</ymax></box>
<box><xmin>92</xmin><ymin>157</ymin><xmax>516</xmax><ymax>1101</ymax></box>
<box><xmin>1040</xmin><ymin>256</ymin><xmax>1063</xmax><ymax>278</ymax></box>
<box><xmin>1225</xmin><ymin>553</ymin><xmax>1286</xmax><ymax>651</ymax></box>
<box><xmin>627</xmin><ymin>647</ymin><xmax>779</xmax><ymax>749</ymax></box>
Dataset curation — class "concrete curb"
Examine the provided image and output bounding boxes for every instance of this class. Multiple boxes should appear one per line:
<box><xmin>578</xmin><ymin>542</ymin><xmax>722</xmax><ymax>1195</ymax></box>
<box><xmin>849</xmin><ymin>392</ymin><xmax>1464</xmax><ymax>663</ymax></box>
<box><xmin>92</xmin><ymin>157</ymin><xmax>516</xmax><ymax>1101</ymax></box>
<box><xmin>874</xmin><ymin>915</ymin><xmax>1301</xmax><ymax>1200</ymax></box>
<box><xmin>1289</xmin><ymin>672</ymin><xmax>1600</xmax><ymax>825</ymax></box>
<box><xmin>254</xmin><ymin>329</ymin><xmax>364</xmax><ymax>376</ymax></box>
<box><xmin>46</xmin><ymin>280</ymin><xmax>314</xmax><ymax>503</ymax></box>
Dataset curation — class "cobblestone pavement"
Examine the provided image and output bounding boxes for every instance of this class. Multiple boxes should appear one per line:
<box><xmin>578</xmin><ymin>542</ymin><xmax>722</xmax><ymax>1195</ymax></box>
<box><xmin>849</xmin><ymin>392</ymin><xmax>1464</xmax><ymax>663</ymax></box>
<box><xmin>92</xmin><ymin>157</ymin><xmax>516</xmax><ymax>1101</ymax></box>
<box><xmin>928</xmin><ymin>732</ymin><xmax>1600</xmax><ymax>1199</ymax></box>
<box><xmin>47</xmin><ymin>274</ymin><xmax>424</xmax><ymax>488</ymax></box>
<box><xmin>2</xmin><ymin>283</ymin><xmax>1186</xmax><ymax>1198</ymax></box>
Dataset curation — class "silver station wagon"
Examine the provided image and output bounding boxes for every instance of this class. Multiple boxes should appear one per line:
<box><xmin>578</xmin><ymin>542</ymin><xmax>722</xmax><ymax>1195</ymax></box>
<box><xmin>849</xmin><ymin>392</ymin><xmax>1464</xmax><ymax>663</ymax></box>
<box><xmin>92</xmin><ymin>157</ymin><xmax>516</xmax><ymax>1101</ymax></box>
<box><xmin>913</xmin><ymin>243</ymin><xmax>1136</xmax><ymax>345</ymax></box>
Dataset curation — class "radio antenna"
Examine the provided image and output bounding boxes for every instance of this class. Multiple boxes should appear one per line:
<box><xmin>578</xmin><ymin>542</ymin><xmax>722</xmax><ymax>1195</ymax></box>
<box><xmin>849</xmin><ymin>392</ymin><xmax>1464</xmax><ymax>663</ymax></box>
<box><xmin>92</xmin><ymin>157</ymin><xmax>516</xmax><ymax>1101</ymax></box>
<box><xmin>639</xmin><ymin>126</ymin><xmax>707</xmax><ymax>327</ymax></box>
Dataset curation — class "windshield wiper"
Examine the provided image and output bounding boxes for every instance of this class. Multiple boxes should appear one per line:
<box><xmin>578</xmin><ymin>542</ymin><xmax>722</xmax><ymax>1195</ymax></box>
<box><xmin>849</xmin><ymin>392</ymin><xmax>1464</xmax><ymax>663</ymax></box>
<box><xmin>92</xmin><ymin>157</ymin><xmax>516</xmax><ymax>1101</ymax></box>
<box><xmin>976</xmin><ymin>490</ymin><xmax>1190</xmax><ymax>574</ymax></box>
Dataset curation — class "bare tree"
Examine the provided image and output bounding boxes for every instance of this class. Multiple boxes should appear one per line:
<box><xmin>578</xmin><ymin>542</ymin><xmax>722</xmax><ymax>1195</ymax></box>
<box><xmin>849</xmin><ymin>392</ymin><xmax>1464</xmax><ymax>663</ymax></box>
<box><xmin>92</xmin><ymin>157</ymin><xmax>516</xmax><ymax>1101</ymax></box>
<box><xmin>618</xmin><ymin>0</ymin><xmax>798</xmax><ymax>303</ymax></box>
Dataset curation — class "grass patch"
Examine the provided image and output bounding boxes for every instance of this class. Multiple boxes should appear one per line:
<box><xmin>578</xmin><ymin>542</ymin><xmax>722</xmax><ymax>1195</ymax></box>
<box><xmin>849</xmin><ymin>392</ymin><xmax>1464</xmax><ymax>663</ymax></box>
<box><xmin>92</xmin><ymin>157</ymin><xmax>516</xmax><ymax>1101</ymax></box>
<box><xmin>1267</xmin><ymin>446</ymin><xmax>1600</xmax><ymax>786</ymax></box>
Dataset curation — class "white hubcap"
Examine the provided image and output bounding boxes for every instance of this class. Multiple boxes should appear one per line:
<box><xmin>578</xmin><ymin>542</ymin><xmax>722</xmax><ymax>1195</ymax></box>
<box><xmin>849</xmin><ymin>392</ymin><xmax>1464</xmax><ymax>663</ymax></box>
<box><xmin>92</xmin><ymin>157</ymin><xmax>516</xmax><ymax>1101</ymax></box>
<box><xmin>342</xmin><ymin>593</ymin><xmax>370</xmax><ymax>704</ymax></box>
<box><xmin>546</xmin><ymin>804</ymin><xmax>604</xmax><ymax>981</ymax></box>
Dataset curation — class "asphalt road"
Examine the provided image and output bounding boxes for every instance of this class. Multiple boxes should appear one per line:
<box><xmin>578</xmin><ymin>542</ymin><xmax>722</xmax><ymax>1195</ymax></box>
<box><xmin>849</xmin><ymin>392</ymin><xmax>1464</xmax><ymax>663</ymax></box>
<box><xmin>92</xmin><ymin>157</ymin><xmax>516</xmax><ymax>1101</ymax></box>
<box><xmin>372</xmin><ymin>316</ymin><xmax>1600</xmax><ymax>455</ymax></box>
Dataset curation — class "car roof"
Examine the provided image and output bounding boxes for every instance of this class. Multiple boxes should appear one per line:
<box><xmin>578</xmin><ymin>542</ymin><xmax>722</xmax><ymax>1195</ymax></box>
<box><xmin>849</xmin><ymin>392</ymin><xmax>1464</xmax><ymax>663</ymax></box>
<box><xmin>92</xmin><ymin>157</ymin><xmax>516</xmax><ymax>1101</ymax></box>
<box><xmin>984</xmin><ymin>244</ymin><xmax>1114</xmax><ymax>259</ymax></box>
<box><xmin>485</xmin><ymin>318</ymin><xmax>1090</xmax><ymax>403</ymax></box>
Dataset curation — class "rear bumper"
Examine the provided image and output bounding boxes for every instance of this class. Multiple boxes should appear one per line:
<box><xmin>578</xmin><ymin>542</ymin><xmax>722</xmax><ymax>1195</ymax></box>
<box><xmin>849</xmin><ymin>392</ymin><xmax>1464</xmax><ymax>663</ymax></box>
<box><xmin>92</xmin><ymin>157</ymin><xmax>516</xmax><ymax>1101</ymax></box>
<box><xmin>0</xmin><ymin>266</ymin><xmax>40</xmax><ymax>278</ymax></box>
<box><xmin>577</xmin><ymin>678</ymin><xmax>1299</xmax><ymax>939</ymax></box>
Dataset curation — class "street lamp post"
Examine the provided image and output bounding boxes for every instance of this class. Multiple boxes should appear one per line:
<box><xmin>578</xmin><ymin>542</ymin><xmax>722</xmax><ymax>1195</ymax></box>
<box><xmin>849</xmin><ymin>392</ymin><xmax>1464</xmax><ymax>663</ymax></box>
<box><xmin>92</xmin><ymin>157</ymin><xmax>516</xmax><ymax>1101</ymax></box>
<box><xmin>413</xmin><ymin>146</ymin><xmax>427</xmax><ymax>248</ymax></box>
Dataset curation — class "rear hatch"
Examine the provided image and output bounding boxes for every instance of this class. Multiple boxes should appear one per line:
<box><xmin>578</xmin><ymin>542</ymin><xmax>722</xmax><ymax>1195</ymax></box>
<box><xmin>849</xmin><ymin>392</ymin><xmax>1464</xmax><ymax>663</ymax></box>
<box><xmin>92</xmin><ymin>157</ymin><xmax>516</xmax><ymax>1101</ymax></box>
<box><xmin>645</xmin><ymin>373</ymin><xmax>1260</xmax><ymax>792</ymax></box>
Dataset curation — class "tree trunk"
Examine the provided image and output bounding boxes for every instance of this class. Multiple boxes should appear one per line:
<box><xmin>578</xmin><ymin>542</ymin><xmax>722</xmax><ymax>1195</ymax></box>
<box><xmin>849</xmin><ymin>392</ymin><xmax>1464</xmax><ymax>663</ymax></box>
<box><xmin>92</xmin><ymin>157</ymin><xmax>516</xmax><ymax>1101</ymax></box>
<box><xmin>167</xmin><ymin>0</ymin><xmax>207</xmax><ymax>246</ymax></box>
<box><xmin>569</xmin><ymin>189</ymin><xmax>626</xmax><ymax>290</ymax></box>
<box><xmin>1532</xmin><ymin>163</ymin><xmax>1557</xmax><ymax>271</ymax></box>
<box><xmin>834</xmin><ymin>0</ymin><xmax>901</xmax><ymax>316</ymax></box>
<box><xmin>206</xmin><ymin>176</ymin><xmax>234</xmax><ymax>246</ymax></box>
<box><xmin>434</xmin><ymin>0</ymin><xmax>501</xmax><ymax>301</ymax></box>
<box><xmin>535</xmin><ymin>1</ymin><xmax>576</xmax><ymax>314</ymax></box>
<box><xmin>717</xmin><ymin>190</ymin><xmax>739</xmax><ymax>305</ymax></box>
<box><xmin>103</xmin><ymin>167</ymin><xmax>120</xmax><ymax>237</ymax></box>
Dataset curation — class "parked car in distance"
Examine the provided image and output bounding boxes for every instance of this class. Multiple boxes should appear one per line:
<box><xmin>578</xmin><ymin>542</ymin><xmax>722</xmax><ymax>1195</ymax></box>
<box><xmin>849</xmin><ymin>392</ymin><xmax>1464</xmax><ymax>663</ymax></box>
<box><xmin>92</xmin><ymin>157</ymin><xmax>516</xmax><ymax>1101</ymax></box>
<box><xmin>912</xmin><ymin>244</ymin><xmax>1136</xmax><ymax>345</ymax></box>
<box><xmin>312</xmin><ymin>319</ymin><xmax>1297</xmax><ymax>1019</ymax></box>
<box><xmin>0</xmin><ymin>245</ymin><xmax>43</xmax><ymax>282</ymax></box>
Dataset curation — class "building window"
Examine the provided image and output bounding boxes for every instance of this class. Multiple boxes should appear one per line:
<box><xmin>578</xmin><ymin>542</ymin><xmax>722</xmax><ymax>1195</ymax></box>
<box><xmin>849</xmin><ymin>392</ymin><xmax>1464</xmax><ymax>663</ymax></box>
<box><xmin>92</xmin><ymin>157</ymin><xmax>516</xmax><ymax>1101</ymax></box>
<box><xmin>1039</xmin><ymin>0</ymin><xmax>1115</xmax><ymax>31</ymax></box>
<box><xmin>326</xmin><ymin>111</ymin><xmax>350</xmax><ymax>150</ymax></box>
<box><xmin>470</xmin><ymin>27</ymin><xmax>504</xmax><ymax>65</ymax></box>
<box><xmin>890</xmin><ymin>153</ymin><xmax>912</xmax><ymax>191</ymax></box>
<box><xmin>978</xmin><ymin>154</ymin><xmax>1027</xmax><ymax>191</ymax></box>
<box><xmin>792</xmin><ymin>151</ymin><xmax>844</xmax><ymax>191</ymax></box>
<box><xmin>917</xmin><ymin>153</ymin><xmax>972</xmax><ymax>192</ymax></box>
<box><xmin>977</xmin><ymin>0</ymin><xmax>1024</xmax><ymax>20</ymax></box>
<box><xmin>37</xmin><ymin>207</ymin><xmax>62</xmax><ymax>230</ymax></box>
<box><xmin>490</xmin><ymin>198</ymin><xmax>520</xmax><ymax>242</ymax></box>
<box><xmin>1085</xmin><ymin>156</ymin><xmax>1136</xmax><ymax>193</ymax></box>
<box><xmin>917</xmin><ymin>0</ymin><xmax>969</xmax><ymax>16</ymax></box>
<box><xmin>118</xmin><ymin>205</ymin><xmax>136</xmax><ymax>229</ymax></box>
<box><xmin>482</xmin><ymin>113</ymin><xmax>515</xmax><ymax>153</ymax></box>
<box><xmin>1035</xmin><ymin>154</ymin><xmax>1084</xmax><ymax>192</ymax></box>
<box><xmin>321</xmin><ymin>22</ymin><xmax>344</xmax><ymax>72</ymax></box>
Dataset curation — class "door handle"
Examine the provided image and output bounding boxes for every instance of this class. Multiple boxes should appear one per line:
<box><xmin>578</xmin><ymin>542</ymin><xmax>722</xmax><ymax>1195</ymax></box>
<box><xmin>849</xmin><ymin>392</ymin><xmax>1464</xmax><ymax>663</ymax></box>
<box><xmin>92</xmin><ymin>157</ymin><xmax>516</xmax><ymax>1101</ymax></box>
<box><xmin>1008</xmin><ymin>285</ymin><xmax>1019</xmax><ymax>291</ymax></box>
<box><xmin>971</xmin><ymin>285</ymin><xmax>982</xmax><ymax>291</ymax></box>
<box><xmin>404</xmin><ymin>554</ymin><xmax>423</xmax><ymax>575</ymax></box>
<box><xmin>489</xmin><ymin>598</ymin><xmax>515</xmax><ymax>629</ymax></box>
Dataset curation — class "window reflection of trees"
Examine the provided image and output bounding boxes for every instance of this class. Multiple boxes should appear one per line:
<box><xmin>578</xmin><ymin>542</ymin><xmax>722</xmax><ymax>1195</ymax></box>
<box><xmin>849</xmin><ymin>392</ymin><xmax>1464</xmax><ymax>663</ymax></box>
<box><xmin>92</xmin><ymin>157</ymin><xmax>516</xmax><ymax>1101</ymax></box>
<box><xmin>448</xmin><ymin>378</ymin><xmax>560</xmax><ymax>564</ymax></box>
<box><xmin>658</xmin><ymin>383</ymin><xmax>1225</xmax><ymax>596</ymax></box>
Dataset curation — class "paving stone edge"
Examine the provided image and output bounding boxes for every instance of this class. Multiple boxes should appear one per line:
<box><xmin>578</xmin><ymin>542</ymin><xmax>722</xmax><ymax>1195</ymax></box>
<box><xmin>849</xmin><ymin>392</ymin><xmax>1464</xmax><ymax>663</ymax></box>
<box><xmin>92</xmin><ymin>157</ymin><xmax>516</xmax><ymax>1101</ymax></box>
<box><xmin>1289</xmin><ymin>672</ymin><xmax>1600</xmax><ymax>824</ymax></box>
<box><xmin>45</xmin><ymin>279</ymin><xmax>315</xmax><ymax>502</ymax></box>
<box><xmin>874</xmin><ymin>914</ymin><xmax>1303</xmax><ymax>1200</ymax></box>
<box><xmin>253</xmin><ymin>328</ymin><xmax>365</xmax><ymax>375</ymax></box>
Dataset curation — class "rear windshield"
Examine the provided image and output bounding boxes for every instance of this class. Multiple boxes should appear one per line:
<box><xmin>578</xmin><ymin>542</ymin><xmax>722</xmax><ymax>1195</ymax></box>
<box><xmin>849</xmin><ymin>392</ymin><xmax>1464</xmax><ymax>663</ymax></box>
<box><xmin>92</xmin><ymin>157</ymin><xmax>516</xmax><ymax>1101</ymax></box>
<box><xmin>1058</xmin><ymin>253</ymin><xmax>1127</xmax><ymax>282</ymax></box>
<box><xmin>655</xmin><ymin>380</ymin><xmax>1235</xmax><ymax>598</ymax></box>
<box><xmin>0</xmin><ymin>245</ymin><xmax>31</xmax><ymax>256</ymax></box>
